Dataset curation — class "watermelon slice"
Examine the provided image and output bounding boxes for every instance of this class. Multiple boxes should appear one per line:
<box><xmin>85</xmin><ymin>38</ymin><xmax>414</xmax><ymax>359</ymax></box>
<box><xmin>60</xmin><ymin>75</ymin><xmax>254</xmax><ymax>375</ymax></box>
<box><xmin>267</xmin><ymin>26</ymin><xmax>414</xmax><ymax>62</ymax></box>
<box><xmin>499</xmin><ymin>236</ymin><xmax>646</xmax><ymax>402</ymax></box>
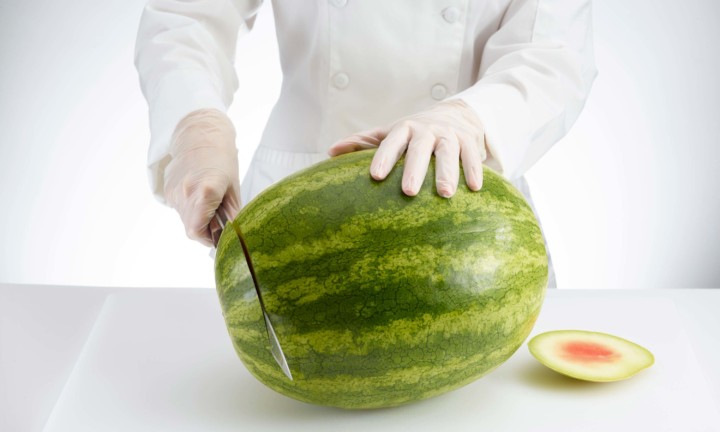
<box><xmin>528</xmin><ymin>330</ymin><xmax>654</xmax><ymax>382</ymax></box>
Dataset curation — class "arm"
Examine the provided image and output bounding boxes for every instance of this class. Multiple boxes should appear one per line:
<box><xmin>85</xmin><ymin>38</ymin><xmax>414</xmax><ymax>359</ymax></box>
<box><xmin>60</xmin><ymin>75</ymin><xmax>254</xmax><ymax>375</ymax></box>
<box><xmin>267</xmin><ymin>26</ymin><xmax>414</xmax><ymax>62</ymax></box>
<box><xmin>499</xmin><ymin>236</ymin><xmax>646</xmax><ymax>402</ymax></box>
<box><xmin>134</xmin><ymin>0</ymin><xmax>263</xmax><ymax>245</ymax></box>
<box><xmin>134</xmin><ymin>0</ymin><xmax>263</xmax><ymax>204</ymax></box>
<box><xmin>330</xmin><ymin>0</ymin><xmax>597</xmax><ymax>195</ymax></box>
<box><xmin>449</xmin><ymin>0</ymin><xmax>598</xmax><ymax>179</ymax></box>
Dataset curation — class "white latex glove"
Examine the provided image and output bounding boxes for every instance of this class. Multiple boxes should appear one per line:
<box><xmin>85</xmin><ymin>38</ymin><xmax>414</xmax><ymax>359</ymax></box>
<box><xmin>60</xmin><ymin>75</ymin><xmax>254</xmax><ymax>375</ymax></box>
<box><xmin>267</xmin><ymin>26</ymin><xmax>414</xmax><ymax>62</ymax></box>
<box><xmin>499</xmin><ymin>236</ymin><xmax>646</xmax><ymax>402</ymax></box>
<box><xmin>328</xmin><ymin>100</ymin><xmax>487</xmax><ymax>198</ymax></box>
<box><xmin>163</xmin><ymin>109</ymin><xmax>241</xmax><ymax>247</ymax></box>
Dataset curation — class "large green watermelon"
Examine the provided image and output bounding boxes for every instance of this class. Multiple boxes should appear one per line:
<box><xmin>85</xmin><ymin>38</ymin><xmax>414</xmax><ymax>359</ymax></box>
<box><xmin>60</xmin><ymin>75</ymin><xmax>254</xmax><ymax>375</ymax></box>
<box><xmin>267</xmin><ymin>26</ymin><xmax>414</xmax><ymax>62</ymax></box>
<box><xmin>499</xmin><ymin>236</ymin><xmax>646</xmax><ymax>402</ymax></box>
<box><xmin>215</xmin><ymin>149</ymin><xmax>547</xmax><ymax>409</ymax></box>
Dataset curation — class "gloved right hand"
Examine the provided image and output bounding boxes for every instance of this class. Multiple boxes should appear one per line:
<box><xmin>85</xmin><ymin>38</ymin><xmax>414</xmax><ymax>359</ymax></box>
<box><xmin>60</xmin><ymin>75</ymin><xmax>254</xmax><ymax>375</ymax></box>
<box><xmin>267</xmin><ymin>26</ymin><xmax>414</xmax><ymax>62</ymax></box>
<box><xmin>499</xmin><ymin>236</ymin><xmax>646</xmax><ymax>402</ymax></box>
<box><xmin>163</xmin><ymin>109</ymin><xmax>241</xmax><ymax>247</ymax></box>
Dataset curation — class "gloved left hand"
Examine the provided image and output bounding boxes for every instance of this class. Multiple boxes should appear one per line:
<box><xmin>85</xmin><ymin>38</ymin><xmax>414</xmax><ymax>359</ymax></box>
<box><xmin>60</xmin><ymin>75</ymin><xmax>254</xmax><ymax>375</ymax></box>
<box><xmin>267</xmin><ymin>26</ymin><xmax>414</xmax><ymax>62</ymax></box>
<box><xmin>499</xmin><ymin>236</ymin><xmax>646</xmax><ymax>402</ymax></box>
<box><xmin>328</xmin><ymin>99</ymin><xmax>487</xmax><ymax>198</ymax></box>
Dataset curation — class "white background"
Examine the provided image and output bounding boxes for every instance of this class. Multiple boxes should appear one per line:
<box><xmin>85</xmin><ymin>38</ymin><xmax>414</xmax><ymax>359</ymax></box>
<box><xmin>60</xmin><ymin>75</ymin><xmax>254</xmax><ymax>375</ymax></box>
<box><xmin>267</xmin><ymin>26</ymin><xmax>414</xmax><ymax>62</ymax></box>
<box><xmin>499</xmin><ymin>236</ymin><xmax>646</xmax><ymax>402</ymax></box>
<box><xmin>0</xmin><ymin>0</ymin><xmax>718</xmax><ymax>289</ymax></box>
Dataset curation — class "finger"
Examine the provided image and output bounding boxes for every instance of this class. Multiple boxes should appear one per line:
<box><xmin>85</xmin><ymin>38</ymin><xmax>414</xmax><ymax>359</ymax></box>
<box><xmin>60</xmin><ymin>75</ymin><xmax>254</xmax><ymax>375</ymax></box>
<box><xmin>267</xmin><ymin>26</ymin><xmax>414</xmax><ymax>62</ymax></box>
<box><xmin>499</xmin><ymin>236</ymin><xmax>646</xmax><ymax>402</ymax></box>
<box><xmin>328</xmin><ymin>127</ymin><xmax>388</xmax><ymax>156</ymax></box>
<box><xmin>185</xmin><ymin>207</ymin><xmax>214</xmax><ymax>247</ymax></box>
<box><xmin>401</xmin><ymin>132</ymin><xmax>435</xmax><ymax>196</ymax></box>
<box><xmin>435</xmin><ymin>135</ymin><xmax>460</xmax><ymax>198</ymax></box>
<box><xmin>460</xmin><ymin>134</ymin><xmax>485</xmax><ymax>191</ymax></box>
<box><xmin>353</xmin><ymin>126</ymin><xmax>389</xmax><ymax>144</ymax></box>
<box><xmin>370</xmin><ymin>124</ymin><xmax>411</xmax><ymax>180</ymax></box>
<box><xmin>182</xmin><ymin>180</ymin><xmax>225</xmax><ymax>247</ymax></box>
<box><xmin>224</xmin><ymin>181</ymin><xmax>242</xmax><ymax>220</ymax></box>
<box><xmin>218</xmin><ymin>194</ymin><xmax>238</xmax><ymax>226</ymax></box>
<box><xmin>224</xmin><ymin>197</ymin><xmax>241</xmax><ymax>221</ymax></box>
<box><xmin>328</xmin><ymin>140</ymin><xmax>380</xmax><ymax>156</ymax></box>
<box><xmin>184</xmin><ymin>205</ymin><xmax>215</xmax><ymax>246</ymax></box>
<box><xmin>210</xmin><ymin>193</ymin><xmax>239</xmax><ymax>247</ymax></box>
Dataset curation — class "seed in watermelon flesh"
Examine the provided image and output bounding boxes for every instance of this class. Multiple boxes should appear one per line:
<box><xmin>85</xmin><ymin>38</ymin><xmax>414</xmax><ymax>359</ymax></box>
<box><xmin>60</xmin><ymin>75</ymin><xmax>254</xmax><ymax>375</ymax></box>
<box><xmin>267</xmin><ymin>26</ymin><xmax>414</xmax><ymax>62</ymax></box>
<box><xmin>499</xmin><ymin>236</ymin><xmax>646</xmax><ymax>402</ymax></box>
<box><xmin>528</xmin><ymin>330</ymin><xmax>654</xmax><ymax>382</ymax></box>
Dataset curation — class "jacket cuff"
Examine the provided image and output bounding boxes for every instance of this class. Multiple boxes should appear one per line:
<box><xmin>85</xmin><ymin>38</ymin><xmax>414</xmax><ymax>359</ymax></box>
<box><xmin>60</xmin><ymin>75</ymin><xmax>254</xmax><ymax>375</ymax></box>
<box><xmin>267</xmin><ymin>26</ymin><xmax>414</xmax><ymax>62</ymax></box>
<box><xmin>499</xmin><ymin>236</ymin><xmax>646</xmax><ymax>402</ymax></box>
<box><xmin>447</xmin><ymin>84</ymin><xmax>530</xmax><ymax>180</ymax></box>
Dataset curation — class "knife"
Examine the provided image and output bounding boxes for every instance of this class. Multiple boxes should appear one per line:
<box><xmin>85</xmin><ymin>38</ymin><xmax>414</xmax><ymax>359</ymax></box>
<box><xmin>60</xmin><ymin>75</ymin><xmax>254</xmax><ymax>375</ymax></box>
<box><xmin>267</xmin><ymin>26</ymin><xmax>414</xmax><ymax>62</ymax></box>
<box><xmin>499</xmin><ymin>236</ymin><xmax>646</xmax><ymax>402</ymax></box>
<box><xmin>211</xmin><ymin>208</ymin><xmax>294</xmax><ymax>381</ymax></box>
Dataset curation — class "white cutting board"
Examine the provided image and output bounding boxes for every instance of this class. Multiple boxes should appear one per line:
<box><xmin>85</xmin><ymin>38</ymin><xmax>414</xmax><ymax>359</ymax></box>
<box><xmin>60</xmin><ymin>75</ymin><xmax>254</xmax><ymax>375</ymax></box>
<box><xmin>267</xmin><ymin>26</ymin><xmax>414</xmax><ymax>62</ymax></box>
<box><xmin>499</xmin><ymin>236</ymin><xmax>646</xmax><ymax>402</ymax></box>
<box><xmin>44</xmin><ymin>290</ymin><xmax>720</xmax><ymax>432</ymax></box>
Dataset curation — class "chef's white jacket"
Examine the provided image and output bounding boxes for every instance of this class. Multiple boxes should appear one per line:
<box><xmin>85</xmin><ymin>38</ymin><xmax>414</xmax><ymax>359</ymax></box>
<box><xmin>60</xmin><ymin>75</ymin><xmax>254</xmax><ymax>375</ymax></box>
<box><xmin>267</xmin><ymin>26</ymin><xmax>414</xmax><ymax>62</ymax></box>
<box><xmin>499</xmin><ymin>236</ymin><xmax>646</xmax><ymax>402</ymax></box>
<box><xmin>135</xmin><ymin>0</ymin><xmax>597</xmax><ymax>288</ymax></box>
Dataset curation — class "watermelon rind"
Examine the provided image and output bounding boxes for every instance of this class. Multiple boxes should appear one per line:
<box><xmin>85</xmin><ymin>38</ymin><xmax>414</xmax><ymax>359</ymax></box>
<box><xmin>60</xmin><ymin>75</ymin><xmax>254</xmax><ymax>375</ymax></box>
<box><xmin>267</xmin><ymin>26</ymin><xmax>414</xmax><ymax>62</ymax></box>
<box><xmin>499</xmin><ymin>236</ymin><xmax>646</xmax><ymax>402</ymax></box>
<box><xmin>215</xmin><ymin>150</ymin><xmax>548</xmax><ymax>408</ymax></box>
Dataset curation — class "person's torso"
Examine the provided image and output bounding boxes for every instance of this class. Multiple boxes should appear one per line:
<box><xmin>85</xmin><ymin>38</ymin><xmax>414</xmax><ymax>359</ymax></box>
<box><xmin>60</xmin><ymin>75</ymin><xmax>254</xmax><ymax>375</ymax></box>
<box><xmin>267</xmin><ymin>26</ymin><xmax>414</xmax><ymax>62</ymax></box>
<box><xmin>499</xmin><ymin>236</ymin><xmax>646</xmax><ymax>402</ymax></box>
<box><xmin>260</xmin><ymin>0</ymin><xmax>513</xmax><ymax>154</ymax></box>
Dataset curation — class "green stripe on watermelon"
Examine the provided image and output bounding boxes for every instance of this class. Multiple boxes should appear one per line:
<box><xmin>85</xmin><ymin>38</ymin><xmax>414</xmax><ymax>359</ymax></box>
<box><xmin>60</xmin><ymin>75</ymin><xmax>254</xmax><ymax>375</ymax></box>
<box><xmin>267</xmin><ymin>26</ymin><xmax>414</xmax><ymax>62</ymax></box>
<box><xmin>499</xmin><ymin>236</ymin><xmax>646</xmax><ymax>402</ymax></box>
<box><xmin>215</xmin><ymin>149</ymin><xmax>547</xmax><ymax>409</ymax></box>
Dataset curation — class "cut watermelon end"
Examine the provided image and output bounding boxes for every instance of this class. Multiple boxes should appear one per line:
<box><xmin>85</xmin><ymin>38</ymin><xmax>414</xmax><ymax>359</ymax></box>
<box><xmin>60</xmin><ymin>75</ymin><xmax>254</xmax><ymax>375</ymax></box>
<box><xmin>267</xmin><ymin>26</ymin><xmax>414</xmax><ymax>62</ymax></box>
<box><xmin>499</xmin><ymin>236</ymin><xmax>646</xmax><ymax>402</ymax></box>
<box><xmin>528</xmin><ymin>330</ymin><xmax>654</xmax><ymax>382</ymax></box>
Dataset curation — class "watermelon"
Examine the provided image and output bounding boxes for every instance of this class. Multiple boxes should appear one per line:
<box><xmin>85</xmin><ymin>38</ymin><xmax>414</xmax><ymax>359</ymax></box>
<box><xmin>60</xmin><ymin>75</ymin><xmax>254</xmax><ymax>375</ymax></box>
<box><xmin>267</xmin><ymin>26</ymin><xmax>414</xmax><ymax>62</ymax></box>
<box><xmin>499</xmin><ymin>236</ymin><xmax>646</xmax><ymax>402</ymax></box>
<box><xmin>214</xmin><ymin>149</ymin><xmax>548</xmax><ymax>409</ymax></box>
<box><xmin>528</xmin><ymin>330</ymin><xmax>654</xmax><ymax>382</ymax></box>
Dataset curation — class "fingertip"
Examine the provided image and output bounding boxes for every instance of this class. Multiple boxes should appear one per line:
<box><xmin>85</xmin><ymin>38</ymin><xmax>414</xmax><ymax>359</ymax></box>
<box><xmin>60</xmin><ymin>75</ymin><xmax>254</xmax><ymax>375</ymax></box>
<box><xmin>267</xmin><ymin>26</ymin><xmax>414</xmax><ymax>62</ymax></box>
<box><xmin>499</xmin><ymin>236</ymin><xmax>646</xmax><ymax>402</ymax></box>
<box><xmin>402</xmin><ymin>186</ymin><xmax>419</xmax><ymax>197</ymax></box>
<box><xmin>475</xmin><ymin>167</ymin><xmax>484</xmax><ymax>190</ymax></box>
<box><xmin>466</xmin><ymin>165</ymin><xmax>484</xmax><ymax>191</ymax></box>
<box><xmin>438</xmin><ymin>185</ymin><xmax>455</xmax><ymax>198</ymax></box>
<box><xmin>370</xmin><ymin>157</ymin><xmax>387</xmax><ymax>180</ymax></box>
<box><xmin>436</xmin><ymin>178</ymin><xmax>456</xmax><ymax>197</ymax></box>
<box><xmin>327</xmin><ymin>142</ymin><xmax>348</xmax><ymax>157</ymax></box>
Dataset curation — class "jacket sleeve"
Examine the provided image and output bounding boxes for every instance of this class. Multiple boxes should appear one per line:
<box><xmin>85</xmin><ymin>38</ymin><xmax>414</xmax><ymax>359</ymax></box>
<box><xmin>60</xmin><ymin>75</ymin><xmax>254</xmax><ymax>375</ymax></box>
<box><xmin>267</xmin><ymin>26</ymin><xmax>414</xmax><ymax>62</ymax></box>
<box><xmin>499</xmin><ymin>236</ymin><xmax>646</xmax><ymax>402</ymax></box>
<box><xmin>449</xmin><ymin>0</ymin><xmax>597</xmax><ymax>180</ymax></box>
<box><xmin>134</xmin><ymin>0</ymin><xmax>263</xmax><ymax>203</ymax></box>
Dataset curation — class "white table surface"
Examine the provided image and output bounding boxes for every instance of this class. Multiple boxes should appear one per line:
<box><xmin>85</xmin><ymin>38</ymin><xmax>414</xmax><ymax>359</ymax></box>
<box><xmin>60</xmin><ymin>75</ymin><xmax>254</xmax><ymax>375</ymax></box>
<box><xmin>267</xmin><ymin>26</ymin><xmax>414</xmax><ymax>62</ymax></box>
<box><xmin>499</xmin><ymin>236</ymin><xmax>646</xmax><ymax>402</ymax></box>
<box><xmin>2</xmin><ymin>284</ymin><xmax>719</xmax><ymax>431</ymax></box>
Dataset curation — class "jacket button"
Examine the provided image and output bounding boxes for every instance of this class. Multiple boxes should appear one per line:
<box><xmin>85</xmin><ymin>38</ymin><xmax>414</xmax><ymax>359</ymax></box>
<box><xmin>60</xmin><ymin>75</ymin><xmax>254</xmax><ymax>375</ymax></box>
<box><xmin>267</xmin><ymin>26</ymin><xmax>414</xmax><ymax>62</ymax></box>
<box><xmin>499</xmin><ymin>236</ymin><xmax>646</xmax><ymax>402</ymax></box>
<box><xmin>333</xmin><ymin>72</ymin><xmax>350</xmax><ymax>89</ymax></box>
<box><xmin>442</xmin><ymin>7</ymin><xmax>461</xmax><ymax>23</ymax></box>
<box><xmin>330</xmin><ymin>0</ymin><xmax>348</xmax><ymax>8</ymax></box>
<box><xmin>431</xmin><ymin>84</ymin><xmax>447</xmax><ymax>100</ymax></box>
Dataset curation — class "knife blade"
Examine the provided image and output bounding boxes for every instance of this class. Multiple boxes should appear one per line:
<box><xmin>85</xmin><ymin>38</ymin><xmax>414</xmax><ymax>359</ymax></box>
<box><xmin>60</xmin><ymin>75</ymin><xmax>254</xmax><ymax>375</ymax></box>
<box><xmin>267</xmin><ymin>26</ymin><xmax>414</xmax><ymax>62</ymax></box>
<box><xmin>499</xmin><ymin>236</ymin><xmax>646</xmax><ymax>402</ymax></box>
<box><xmin>212</xmin><ymin>208</ymin><xmax>294</xmax><ymax>381</ymax></box>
